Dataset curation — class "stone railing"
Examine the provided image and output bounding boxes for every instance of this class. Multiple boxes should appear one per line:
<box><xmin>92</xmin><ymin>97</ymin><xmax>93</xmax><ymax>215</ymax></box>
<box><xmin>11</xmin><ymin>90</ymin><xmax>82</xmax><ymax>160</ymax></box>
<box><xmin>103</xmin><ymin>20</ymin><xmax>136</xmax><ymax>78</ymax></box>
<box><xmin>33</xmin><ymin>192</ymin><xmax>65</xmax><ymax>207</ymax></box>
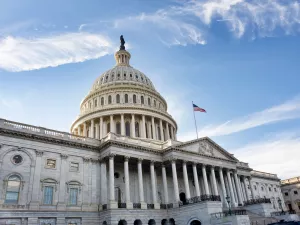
<box><xmin>0</xmin><ymin>118</ymin><xmax>100</xmax><ymax>146</ymax></box>
<box><xmin>244</xmin><ymin>198</ymin><xmax>271</xmax><ymax>206</ymax></box>
<box><xmin>271</xmin><ymin>210</ymin><xmax>296</xmax><ymax>216</ymax></box>
<box><xmin>237</xmin><ymin>161</ymin><xmax>250</xmax><ymax>168</ymax></box>
<box><xmin>251</xmin><ymin>170</ymin><xmax>278</xmax><ymax>179</ymax></box>
<box><xmin>211</xmin><ymin>209</ymin><xmax>247</xmax><ymax>218</ymax></box>
<box><xmin>179</xmin><ymin>195</ymin><xmax>221</xmax><ymax>207</ymax></box>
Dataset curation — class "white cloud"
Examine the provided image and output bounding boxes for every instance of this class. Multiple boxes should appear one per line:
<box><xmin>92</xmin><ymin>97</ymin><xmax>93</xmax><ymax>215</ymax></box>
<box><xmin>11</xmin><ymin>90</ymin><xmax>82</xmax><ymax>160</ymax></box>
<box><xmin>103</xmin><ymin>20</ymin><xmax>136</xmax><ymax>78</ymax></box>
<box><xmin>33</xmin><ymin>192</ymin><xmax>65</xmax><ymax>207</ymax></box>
<box><xmin>0</xmin><ymin>32</ymin><xmax>114</xmax><ymax>72</ymax></box>
<box><xmin>232</xmin><ymin>132</ymin><xmax>300</xmax><ymax>179</ymax></box>
<box><xmin>196</xmin><ymin>96</ymin><xmax>300</xmax><ymax>137</ymax></box>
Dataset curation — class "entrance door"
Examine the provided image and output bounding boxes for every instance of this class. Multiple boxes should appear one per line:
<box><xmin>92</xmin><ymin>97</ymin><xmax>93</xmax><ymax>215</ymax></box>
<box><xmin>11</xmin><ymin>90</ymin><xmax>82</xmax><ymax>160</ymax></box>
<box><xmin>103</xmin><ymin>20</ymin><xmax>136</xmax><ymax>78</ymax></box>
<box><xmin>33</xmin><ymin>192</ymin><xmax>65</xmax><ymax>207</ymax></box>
<box><xmin>190</xmin><ymin>220</ymin><xmax>201</xmax><ymax>225</ymax></box>
<box><xmin>180</xmin><ymin>192</ymin><xmax>186</xmax><ymax>204</ymax></box>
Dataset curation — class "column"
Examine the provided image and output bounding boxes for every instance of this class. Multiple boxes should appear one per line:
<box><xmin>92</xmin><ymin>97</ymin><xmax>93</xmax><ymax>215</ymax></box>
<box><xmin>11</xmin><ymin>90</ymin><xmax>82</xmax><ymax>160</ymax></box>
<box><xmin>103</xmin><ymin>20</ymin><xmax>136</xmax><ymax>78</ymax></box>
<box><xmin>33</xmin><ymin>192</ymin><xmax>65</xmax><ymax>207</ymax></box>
<box><xmin>192</xmin><ymin>163</ymin><xmax>200</xmax><ymax>197</ymax></box>
<box><xmin>138</xmin><ymin>159</ymin><xmax>147</xmax><ymax>209</ymax></box>
<box><xmin>131</xmin><ymin>114</ymin><xmax>136</xmax><ymax>137</ymax></box>
<box><xmin>77</xmin><ymin>125</ymin><xmax>81</xmax><ymax>136</ymax></box>
<box><xmin>211</xmin><ymin>166</ymin><xmax>219</xmax><ymax>195</ymax></box>
<box><xmin>171</xmin><ymin>160</ymin><xmax>180</xmax><ymax>203</ymax></box>
<box><xmin>150</xmin><ymin>161</ymin><xmax>160</xmax><ymax>209</ymax></box>
<box><xmin>29</xmin><ymin>151</ymin><xmax>43</xmax><ymax>210</ymax></box>
<box><xmin>124</xmin><ymin>156</ymin><xmax>132</xmax><ymax>208</ymax></box>
<box><xmin>90</xmin><ymin>119</ymin><xmax>94</xmax><ymax>138</ymax></box>
<box><xmin>121</xmin><ymin>114</ymin><xmax>125</xmax><ymax>136</ymax></box>
<box><xmin>110</xmin><ymin>115</ymin><xmax>114</xmax><ymax>133</ymax></box>
<box><xmin>219</xmin><ymin>167</ymin><xmax>228</xmax><ymax>207</ymax></box>
<box><xmin>95</xmin><ymin>123</ymin><xmax>99</xmax><ymax>139</ymax></box>
<box><xmin>248</xmin><ymin>177</ymin><xmax>255</xmax><ymax>199</ymax></box>
<box><xmin>108</xmin><ymin>154</ymin><xmax>117</xmax><ymax>208</ymax></box>
<box><xmin>83</xmin><ymin>122</ymin><xmax>87</xmax><ymax>137</ymax></box>
<box><xmin>142</xmin><ymin>115</ymin><xmax>146</xmax><ymax>138</ymax></box>
<box><xmin>182</xmin><ymin>161</ymin><xmax>191</xmax><ymax>199</ymax></box>
<box><xmin>57</xmin><ymin>154</ymin><xmax>68</xmax><ymax>210</ymax></box>
<box><xmin>147</xmin><ymin>121</ymin><xmax>151</xmax><ymax>139</ymax></box>
<box><xmin>234</xmin><ymin>172</ymin><xmax>243</xmax><ymax>206</ymax></box>
<box><xmin>202</xmin><ymin>164</ymin><xmax>210</xmax><ymax>195</ymax></box>
<box><xmin>171</xmin><ymin>127</ymin><xmax>175</xmax><ymax>140</ymax></box>
<box><xmin>242</xmin><ymin>177</ymin><xmax>250</xmax><ymax>201</ymax></box>
<box><xmin>227</xmin><ymin>170</ymin><xmax>236</xmax><ymax>207</ymax></box>
<box><xmin>100</xmin><ymin>159</ymin><xmax>107</xmax><ymax>205</ymax></box>
<box><xmin>162</xmin><ymin>163</ymin><xmax>169</xmax><ymax>204</ymax></box>
<box><xmin>82</xmin><ymin>158</ymin><xmax>90</xmax><ymax>209</ymax></box>
<box><xmin>99</xmin><ymin>117</ymin><xmax>103</xmax><ymax>139</ymax></box>
<box><xmin>166</xmin><ymin>123</ymin><xmax>170</xmax><ymax>140</ymax></box>
<box><xmin>151</xmin><ymin>117</ymin><xmax>156</xmax><ymax>140</ymax></box>
<box><xmin>159</xmin><ymin>119</ymin><xmax>164</xmax><ymax>141</ymax></box>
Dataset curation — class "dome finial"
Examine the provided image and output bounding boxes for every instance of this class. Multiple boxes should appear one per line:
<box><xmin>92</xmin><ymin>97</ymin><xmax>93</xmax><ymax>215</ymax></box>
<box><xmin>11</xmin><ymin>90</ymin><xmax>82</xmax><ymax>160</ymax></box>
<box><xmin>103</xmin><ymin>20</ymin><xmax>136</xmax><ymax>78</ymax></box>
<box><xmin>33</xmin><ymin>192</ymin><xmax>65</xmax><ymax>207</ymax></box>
<box><xmin>120</xmin><ymin>35</ymin><xmax>125</xmax><ymax>50</ymax></box>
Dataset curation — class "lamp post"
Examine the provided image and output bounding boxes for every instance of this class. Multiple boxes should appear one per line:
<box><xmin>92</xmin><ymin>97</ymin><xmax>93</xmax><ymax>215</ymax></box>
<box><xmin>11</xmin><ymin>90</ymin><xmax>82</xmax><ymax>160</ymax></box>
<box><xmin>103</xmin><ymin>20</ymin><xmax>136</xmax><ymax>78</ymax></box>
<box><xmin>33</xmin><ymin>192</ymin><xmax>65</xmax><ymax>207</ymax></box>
<box><xmin>226</xmin><ymin>195</ymin><xmax>231</xmax><ymax>215</ymax></box>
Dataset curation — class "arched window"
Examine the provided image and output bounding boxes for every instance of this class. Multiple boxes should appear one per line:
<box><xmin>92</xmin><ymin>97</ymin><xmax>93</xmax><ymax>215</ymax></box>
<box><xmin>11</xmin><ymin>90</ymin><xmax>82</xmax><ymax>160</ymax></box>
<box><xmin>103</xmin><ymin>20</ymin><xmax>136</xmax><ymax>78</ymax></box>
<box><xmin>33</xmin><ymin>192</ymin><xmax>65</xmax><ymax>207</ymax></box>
<box><xmin>116</xmin><ymin>94</ymin><xmax>120</xmax><ymax>103</ymax></box>
<box><xmin>141</xmin><ymin>96</ymin><xmax>144</xmax><ymax>104</ymax></box>
<box><xmin>180</xmin><ymin>192</ymin><xmax>186</xmax><ymax>204</ymax></box>
<box><xmin>101</xmin><ymin>97</ymin><xmax>104</xmax><ymax>106</ymax></box>
<box><xmin>89</xmin><ymin>101</ymin><xmax>92</xmax><ymax>108</ymax></box>
<box><xmin>94</xmin><ymin>99</ymin><xmax>98</xmax><ymax>107</ymax></box>
<box><xmin>116</xmin><ymin>122</ymin><xmax>121</xmax><ymax>135</ymax></box>
<box><xmin>148</xmin><ymin>220</ymin><xmax>156</xmax><ymax>225</ymax></box>
<box><xmin>107</xmin><ymin>122</ymin><xmax>110</xmax><ymax>134</ymax></box>
<box><xmin>169</xmin><ymin>219</ymin><xmax>176</xmax><ymax>225</ymax></box>
<box><xmin>5</xmin><ymin>175</ymin><xmax>21</xmax><ymax>204</ymax></box>
<box><xmin>134</xmin><ymin>220</ymin><xmax>142</xmax><ymax>225</ymax></box>
<box><xmin>125</xmin><ymin>122</ymin><xmax>130</xmax><ymax>137</ymax></box>
<box><xmin>135</xmin><ymin>122</ymin><xmax>140</xmax><ymax>137</ymax></box>
<box><xmin>133</xmin><ymin>94</ymin><xmax>137</xmax><ymax>104</ymax></box>
<box><xmin>148</xmin><ymin>98</ymin><xmax>151</xmax><ymax>106</ymax></box>
<box><xmin>125</xmin><ymin>94</ymin><xmax>128</xmax><ymax>103</ymax></box>
<box><xmin>157</xmin><ymin>125</ymin><xmax>161</xmax><ymax>140</ymax></box>
<box><xmin>108</xmin><ymin>95</ymin><xmax>112</xmax><ymax>104</ymax></box>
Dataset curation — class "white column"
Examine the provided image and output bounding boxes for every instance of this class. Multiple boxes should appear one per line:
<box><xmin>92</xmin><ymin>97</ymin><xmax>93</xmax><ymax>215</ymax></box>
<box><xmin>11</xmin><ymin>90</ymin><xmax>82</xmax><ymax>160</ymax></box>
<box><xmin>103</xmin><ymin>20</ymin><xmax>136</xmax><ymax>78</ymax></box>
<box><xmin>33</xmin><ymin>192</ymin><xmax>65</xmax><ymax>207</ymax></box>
<box><xmin>83</xmin><ymin>122</ymin><xmax>87</xmax><ymax>137</ymax></box>
<box><xmin>110</xmin><ymin>115</ymin><xmax>114</xmax><ymax>133</ymax></box>
<box><xmin>95</xmin><ymin>123</ymin><xmax>99</xmax><ymax>139</ymax></box>
<box><xmin>131</xmin><ymin>114</ymin><xmax>136</xmax><ymax>137</ymax></box>
<box><xmin>171</xmin><ymin>126</ymin><xmax>174</xmax><ymax>140</ymax></box>
<box><xmin>242</xmin><ymin>177</ymin><xmax>250</xmax><ymax>201</ymax></box>
<box><xmin>100</xmin><ymin>159</ymin><xmax>107</xmax><ymax>205</ymax></box>
<box><xmin>162</xmin><ymin>164</ymin><xmax>169</xmax><ymax>204</ymax></box>
<box><xmin>159</xmin><ymin>119</ymin><xmax>164</xmax><ymax>141</ymax></box>
<box><xmin>29</xmin><ymin>151</ymin><xmax>43</xmax><ymax>209</ymax></box>
<box><xmin>171</xmin><ymin>160</ymin><xmax>180</xmax><ymax>203</ymax></box>
<box><xmin>192</xmin><ymin>163</ymin><xmax>200</xmax><ymax>197</ymax></box>
<box><xmin>219</xmin><ymin>167</ymin><xmax>228</xmax><ymax>207</ymax></box>
<box><xmin>108</xmin><ymin>154</ymin><xmax>117</xmax><ymax>208</ymax></box>
<box><xmin>121</xmin><ymin>114</ymin><xmax>125</xmax><ymax>136</ymax></box>
<box><xmin>124</xmin><ymin>156</ymin><xmax>132</xmax><ymax>208</ymax></box>
<box><xmin>57</xmin><ymin>154</ymin><xmax>68</xmax><ymax>209</ymax></box>
<box><xmin>77</xmin><ymin>125</ymin><xmax>81</xmax><ymax>136</ymax></box>
<box><xmin>234</xmin><ymin>172</ymin><xmax>243</xmax><ymax>205</ymax></box>
<box><xmin>248</xmin><ymin>177</ymin><xmax>255</xmax><ymax>199</ymax></box>
<box><xmin>182</xmin><ymin>161</ymin><xmax>191</xmax><ymax>199</ymax></box>
<box><xmin>151</xmin><ymin>117</ymin><xmax>156</xmax><ymax>140</ymax></box>
<box><xmin>150</xmin><ymin>161</ymin><xmax>159</xmax><ymax>209</ymax></box>
<box><xmin>211</xmin><ymin>166</ymin><xmax>219</xmax><ymax>195</ymax></box>
<box><xmin>137</xmin><ymin>159</ymin><xmax>146</xmax><ymax>209</ymax></box>
<box><xmin>227</xmin><ymin>170</ymin><xmax>236</xmax><ymax>207</ymax></box>
<box><xmin>166</xmin><ymin>123</ymin><xmax>170</xmax><ymax>140</ymax></box>
<box><xmin>99</xmin><ymin>117</ymin><xmax>103</xmax><ymax>139</ymax></box>
<box><xmin>142</xmin><ymin>115</ymin><xmax>146</xmax><ymax>138</ymax></box>
<box><xmin>90</xmin><ymin>119</ymin><xmax>94</xmax><ymax>138</ymax></box>
<box><xmin>202</xmin><ymin>164</ymin><xmax>210</xmax><ymax>195</ymax></box>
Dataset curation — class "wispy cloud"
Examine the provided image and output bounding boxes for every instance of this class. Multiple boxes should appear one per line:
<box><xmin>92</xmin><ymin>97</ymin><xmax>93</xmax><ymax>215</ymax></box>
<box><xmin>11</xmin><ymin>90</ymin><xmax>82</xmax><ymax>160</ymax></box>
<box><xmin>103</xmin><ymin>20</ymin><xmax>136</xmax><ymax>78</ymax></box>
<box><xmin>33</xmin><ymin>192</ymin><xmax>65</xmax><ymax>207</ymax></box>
<box><xmin>232</xmin><ymin>131</ymin><xmax>300</xmax><ymax>179</ymax></box>
<box><xmin>0</xmin><ymin>32</ymin><xmax>114</xmax><ymax>72</ymax></box>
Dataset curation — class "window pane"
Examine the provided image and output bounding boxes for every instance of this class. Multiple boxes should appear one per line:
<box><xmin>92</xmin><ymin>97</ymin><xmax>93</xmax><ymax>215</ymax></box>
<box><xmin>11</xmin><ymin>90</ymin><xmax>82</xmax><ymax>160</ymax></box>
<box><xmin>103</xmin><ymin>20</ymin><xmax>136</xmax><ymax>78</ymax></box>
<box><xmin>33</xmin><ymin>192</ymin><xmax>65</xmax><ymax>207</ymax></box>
<box><xmin>69</xmin><ymin>188</ymin><xmax>78</xmax><ymax>205</ymax></box>
<box><xmin>5</xmin><ymin>191</ymin><xmax>19</xmax><ymax>204</ymax></box>
<box><xmin>43</xmin><ymin>186</ymin><xmax>53</xmax><ymax>205</ymax></box>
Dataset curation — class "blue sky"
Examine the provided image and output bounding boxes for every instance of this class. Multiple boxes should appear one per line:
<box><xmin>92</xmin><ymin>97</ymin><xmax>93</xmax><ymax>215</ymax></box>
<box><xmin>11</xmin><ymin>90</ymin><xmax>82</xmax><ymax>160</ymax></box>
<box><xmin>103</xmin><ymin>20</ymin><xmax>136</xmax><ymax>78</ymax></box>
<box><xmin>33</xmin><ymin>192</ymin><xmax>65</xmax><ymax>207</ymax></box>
<box><xmin>1</xmin><ymin>0</ymin><xmax>300</xmax><ymax>179</ymax></box>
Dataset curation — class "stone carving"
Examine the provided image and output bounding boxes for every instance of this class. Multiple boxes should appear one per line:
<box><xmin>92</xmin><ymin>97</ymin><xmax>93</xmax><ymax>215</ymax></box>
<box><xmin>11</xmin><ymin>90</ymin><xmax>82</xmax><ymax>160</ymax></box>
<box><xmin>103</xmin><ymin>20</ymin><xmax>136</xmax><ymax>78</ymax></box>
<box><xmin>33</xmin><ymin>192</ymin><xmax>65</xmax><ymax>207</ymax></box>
<box><xmin>198</xmin><ymin>141</ymin><xmax>214</xmax><ymax>156</ymax></box>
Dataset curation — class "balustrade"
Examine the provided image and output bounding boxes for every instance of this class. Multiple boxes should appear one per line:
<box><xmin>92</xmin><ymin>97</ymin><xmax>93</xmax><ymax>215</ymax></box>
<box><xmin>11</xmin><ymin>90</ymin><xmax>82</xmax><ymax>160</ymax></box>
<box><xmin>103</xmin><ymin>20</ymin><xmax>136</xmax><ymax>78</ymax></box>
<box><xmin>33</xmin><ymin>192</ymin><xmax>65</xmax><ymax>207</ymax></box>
<box><xmin>244</xmin><ymin>198</ymin><xmax>271</xmax><ymax>206</ymax></box>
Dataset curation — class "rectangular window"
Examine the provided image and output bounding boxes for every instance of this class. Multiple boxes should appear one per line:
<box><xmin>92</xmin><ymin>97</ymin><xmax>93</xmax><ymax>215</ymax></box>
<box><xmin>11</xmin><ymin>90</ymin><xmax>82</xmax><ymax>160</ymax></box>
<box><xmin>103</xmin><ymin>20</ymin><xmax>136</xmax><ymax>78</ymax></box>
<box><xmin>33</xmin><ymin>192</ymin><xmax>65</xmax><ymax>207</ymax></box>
<box><xmin>285</xmin><ymin>192</ymin><xmax>289</xmax><ymax>196</ymax></box>
<box><xmin>5</xmin><ymin>191</ymin><xmax>19</xmax><ymax>204</ymax></box>
<box><xmin>294</xmin><ymin>190</ymin><xmax>298</xmax><ymax>195</ymax></box>
<box><xmin>43</xmin><ymin>186</ymin><xmax>53</xmax><ymax>205</ymax></box>
<box><xmin>70</xmin><ymin>162</ymin><xmax>79</xmax><ymax>172</ymax></box>
<box><xmin>69</xmin><ymin>188</ymin><xmax>78</xmax><ymax>205</ymax></box>
<box><xmin>46</xmin><ymin>159</ymin><xmax>56</xmax><ymax>169</ymax></box>
<box><xmin>274</xmin><ymin>188</ymin><xmax>277</xmax><ymax>192</ymax></box>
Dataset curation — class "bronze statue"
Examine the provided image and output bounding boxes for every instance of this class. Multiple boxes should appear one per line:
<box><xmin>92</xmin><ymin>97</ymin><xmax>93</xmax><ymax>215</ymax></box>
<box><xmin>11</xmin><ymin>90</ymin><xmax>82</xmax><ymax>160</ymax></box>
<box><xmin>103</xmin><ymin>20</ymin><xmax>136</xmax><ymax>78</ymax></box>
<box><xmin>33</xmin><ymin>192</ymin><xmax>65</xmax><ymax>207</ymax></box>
<box><xmin>120</xmin><ymin>35</ymin><xmax>125</xmax><ymax>50</ymax></box>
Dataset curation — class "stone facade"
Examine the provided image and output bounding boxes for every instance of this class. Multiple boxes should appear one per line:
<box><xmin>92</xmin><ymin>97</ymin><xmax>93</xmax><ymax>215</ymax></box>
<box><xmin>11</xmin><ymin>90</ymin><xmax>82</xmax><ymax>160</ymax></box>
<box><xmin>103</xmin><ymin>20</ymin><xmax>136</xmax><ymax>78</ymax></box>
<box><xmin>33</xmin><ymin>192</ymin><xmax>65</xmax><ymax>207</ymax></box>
<box><xmin>281</xmin><ymin>176</ymin><xmax>300</xmax><ymax>212</ymax></box>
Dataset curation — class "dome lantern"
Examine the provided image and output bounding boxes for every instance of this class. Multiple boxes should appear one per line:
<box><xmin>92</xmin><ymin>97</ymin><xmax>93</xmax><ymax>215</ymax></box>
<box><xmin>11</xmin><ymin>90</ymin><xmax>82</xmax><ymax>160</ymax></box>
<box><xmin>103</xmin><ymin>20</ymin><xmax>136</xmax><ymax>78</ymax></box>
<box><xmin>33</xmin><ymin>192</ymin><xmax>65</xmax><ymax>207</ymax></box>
<box><xmin>115</xmin><ymin>35</ymin><xmax>131</xmax><ymax>66</ymax></box>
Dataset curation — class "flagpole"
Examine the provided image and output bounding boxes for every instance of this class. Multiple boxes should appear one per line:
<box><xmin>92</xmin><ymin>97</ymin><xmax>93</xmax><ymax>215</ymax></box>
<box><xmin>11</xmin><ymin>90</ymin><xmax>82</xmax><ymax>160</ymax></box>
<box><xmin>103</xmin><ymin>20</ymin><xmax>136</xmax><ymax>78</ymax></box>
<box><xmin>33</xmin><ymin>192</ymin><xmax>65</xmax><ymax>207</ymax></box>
<box><xmin>192</xmin><ymin>101</ymin><xmax>199</xmax><ymax>139</ymax></box>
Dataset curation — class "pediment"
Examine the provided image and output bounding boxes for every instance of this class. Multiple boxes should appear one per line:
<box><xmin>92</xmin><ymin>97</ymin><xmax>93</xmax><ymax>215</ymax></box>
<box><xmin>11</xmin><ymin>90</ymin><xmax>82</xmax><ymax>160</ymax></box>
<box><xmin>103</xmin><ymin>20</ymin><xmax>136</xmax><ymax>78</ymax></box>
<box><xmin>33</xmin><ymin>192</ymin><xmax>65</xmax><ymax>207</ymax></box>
<box><xmin>174</xmin><ymin>137</ymin><xmax>238</xmax><ymax>161</ymax></box>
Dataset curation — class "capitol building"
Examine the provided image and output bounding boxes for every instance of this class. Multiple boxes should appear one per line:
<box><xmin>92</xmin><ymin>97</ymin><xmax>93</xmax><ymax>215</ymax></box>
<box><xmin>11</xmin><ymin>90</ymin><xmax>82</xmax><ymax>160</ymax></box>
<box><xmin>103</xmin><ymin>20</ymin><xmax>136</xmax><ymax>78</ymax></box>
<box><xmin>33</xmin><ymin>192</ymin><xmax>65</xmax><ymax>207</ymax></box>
<box><xmin>0</xmin><ymin>38</ymin><xmax>287</xmax><ymax>225</ymax></box>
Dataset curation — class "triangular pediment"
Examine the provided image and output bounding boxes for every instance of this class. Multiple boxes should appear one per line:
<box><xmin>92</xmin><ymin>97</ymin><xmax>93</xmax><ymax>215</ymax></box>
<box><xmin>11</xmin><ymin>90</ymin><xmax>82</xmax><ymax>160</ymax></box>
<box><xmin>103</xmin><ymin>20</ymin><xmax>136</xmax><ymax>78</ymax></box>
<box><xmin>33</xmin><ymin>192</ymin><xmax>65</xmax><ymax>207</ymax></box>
<box><xmin>173</xmin><ymin>137</ymin><xmax>238</xmax><ymax>161</ymax></box>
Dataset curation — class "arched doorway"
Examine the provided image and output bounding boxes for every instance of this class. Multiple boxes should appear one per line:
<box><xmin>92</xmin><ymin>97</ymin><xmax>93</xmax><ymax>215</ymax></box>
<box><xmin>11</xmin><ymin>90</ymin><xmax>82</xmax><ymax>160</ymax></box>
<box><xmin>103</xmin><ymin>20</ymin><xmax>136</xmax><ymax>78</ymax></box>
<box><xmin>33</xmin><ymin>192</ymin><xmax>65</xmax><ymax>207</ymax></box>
<box><xmin>118</xmin><ymin>220</ymin><xmax>127</xmax><ymax>225</ymax></box>
<box><xmin>161</xmin><ymin>219</ymin><xmax>167</xmax><ymax>225</ymax></box>
<box><xmin>134</xmin><ymin>220</ymin><xmax>142</xmax><ymax>225</ymax></box>
<box><xmin>148</xmin><ymin>219</ymin><xmax>156</xmax><ymax>225</ymax></box>
<box><xmin>180</xmin><ymin>192</ymin><xmax>186</xmax><ymax>204</ymax></box>
<box><xmin>169</xmin><ymin>219</ymin><xmax>175</xmax><ymax>225</ymax></box>
<box><xmin>190</xmin><ymin>220</ymin><xmax>201</xmax><ymax>225</ymax></box>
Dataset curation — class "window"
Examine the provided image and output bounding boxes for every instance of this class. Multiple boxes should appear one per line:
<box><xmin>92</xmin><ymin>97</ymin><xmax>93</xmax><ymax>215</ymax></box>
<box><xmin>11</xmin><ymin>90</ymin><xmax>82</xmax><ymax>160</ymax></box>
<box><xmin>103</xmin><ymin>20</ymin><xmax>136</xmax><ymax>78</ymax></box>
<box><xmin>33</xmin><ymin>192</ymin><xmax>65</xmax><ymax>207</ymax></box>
<box><xmin>12</xmin><ymin>155</ymin><xmax>23</xmax><ymax>164</ymax></box>
<box><xmin>274</xmin><ymin>188</ymin><xmax>277</xmax><ymax>192</ymax></box>
<box><xmin>148</xmin><ymin>98</ymin><xmax>151</xmax><ymax>106</ymax></box>
<box><xmin>154</xmin><ymin>100</ymin><xmax>156</xmax><ymax>107</ymax></box>
<box><xmin>46</xmin><ymin>159</ymin><xmax>56</xmax><ymax>169</ymax></box>
<box><xmin>261</xmin><ymin>186</ymin><xmax>264</xmax><ymax>191</ymax></box>
<box><xmin>269</xmin><ymin>187</ymin><xmax>271</xmax><ymax>191</ymax></box>
<box><xmin>69</xmin><ymin>188</ymin><xmax>78</xmax><ymax>205</ymax></box>
<box><xmin>125</xmin><ymin>94</ymin><xmax>128</xmax><ymax>103</ymax></box>
<box><xmin>285</xmin><ymin>192</ymin><xmax>289</xmax><ymax>196</ymax></box>
<box><xmin>116</xmin><ymin>122</ymin><xmax>121</xmax><ymax>135</ymax></box>
<box><xmin>5</xmin><ymin>175</ymin><xmax>21</xmax><ymax>204</ymax></box>
<box><xmin>108</xmin><ymin>95</ymin><xmax>112</xmax><ymax>104</ymax></box>
<box><xmin>89</xmin><ymin>101</ymin><xmax>92</xmax><ymax>108</ymax></box>
<box><xmin>125</xmin><ymin>122</ymin><xmax>130</xmax><ymax>136</ymax></box>
<box><xmin>141</xmin><ymin>96</ymin><xmax>144</xmax><ymax>104</ymax></box>
<box><xmin>294</xmin><ymin>190</ymin><xmax>298</xmax><ymax>195</ymax></box>
<box><xmin>116</xmin><ymin>94</ymin><xmax>120</xmax><ymax>103</ymax></box>
<box><xmin>135</xmin><ymin>122</ymin><xmax>140</xmax><ymax>137</ymax></box>
<box><xmin>133</xmin><ymin>94</ymin><xmax>137</xmax><ymax>103</ymax></box>
<box><xmin>43</xmin><ymin>186</ymin><xmax>54</xmax><ymax>205</ymax></box>
<box><xmin>70</xmin><ymin>162</ymin><xmax>79</xmax><ymax>172</ymax></box>
<box><xmin>101</xmin><ymin>97</ymin><xmax>104</xmax><ymax>106</ymax></box>
<box><xmin>254</xmin><ymin>185</ymin><xmax>257</xmax><ymax>190</ymax></box>
<box><xmin>94</xmin><ymin>99</ymin><xmax>97</xmax><ymax>107</ymax></box>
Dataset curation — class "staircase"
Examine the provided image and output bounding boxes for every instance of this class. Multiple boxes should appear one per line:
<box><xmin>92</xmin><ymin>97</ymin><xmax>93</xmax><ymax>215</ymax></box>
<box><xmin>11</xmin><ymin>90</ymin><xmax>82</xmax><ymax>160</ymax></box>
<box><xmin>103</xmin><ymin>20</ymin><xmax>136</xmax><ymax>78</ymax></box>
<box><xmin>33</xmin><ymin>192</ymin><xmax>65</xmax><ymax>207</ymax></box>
<box><xmin>247</xmin><ymin>211</ymin><xmax>280</xmax><ymax>225</ymax></box>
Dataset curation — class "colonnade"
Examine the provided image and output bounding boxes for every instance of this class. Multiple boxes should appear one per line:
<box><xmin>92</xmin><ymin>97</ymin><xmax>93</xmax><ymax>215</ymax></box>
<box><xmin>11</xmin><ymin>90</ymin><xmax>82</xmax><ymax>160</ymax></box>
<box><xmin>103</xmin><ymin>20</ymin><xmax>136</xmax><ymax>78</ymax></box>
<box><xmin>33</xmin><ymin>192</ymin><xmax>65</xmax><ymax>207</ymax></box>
<box><xmin>74</xmin><ymin>114</ymin><xmax>177</xmax><ymax>141</ymax></box>
<box><xmin>102</xmin><ymin>155</ymin><xmax>257</xmax><ymax>209</ymax></box>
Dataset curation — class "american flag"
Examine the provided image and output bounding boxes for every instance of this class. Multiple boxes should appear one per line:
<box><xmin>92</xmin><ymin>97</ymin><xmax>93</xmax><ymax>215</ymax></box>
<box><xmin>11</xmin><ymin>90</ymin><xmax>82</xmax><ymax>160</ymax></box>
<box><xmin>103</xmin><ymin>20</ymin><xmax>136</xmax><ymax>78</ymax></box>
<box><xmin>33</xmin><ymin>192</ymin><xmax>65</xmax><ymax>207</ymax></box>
<box><xmin>193</xmin><ymin>103</ymin><xmax>206</xmax><ymax>113</ymax></box>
